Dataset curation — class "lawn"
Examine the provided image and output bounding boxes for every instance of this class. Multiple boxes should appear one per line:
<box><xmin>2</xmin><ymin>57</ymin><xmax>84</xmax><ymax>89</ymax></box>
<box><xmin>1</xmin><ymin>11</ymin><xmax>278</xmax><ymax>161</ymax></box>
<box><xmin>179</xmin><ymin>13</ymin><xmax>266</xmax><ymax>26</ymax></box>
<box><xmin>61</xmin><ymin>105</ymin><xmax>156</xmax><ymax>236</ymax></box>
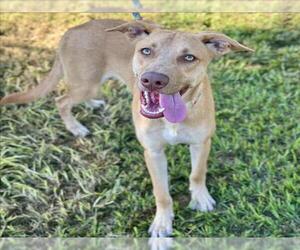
<box><xmin>0</xmin><ymin>13</ymin><xmax>299</xmax><ymax>237</ymax></box>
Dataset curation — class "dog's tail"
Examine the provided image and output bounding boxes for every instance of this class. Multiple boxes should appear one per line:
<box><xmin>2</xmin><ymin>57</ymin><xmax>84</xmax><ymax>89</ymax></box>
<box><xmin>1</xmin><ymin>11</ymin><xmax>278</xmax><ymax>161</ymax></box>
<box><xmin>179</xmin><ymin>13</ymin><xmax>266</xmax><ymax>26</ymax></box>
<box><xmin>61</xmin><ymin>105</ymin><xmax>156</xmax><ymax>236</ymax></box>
<box><xmin>0</xmin><ymin>55</ymin><xmax>63</xmax><ymax>105</ymax></box>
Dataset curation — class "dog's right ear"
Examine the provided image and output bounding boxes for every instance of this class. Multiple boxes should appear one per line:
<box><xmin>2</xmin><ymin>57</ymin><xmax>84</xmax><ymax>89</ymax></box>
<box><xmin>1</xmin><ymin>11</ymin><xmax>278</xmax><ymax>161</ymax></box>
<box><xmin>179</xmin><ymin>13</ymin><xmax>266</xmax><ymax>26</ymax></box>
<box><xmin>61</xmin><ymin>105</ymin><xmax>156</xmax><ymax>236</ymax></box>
<box><xmin>105</xmin><ymin>21</ymin><xmax>160</xmax><ymax>40</ymax></box>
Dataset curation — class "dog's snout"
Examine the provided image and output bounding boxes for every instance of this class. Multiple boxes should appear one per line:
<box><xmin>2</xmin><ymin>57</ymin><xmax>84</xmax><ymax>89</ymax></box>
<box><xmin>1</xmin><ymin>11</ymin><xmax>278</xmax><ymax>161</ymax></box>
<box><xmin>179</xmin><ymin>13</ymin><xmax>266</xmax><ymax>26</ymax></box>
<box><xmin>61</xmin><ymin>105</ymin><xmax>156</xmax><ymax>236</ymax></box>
<box><xmin>141</xmin><ymin>72</ymin><xmax>169</xmax><ymax>90</ymax></box>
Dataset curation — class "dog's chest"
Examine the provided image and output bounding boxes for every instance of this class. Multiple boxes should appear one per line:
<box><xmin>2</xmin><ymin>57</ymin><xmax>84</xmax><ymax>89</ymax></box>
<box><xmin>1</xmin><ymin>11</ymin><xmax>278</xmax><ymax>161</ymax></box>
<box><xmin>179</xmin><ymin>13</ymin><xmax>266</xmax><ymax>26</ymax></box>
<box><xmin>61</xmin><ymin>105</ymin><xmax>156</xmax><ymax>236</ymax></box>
<box><xmin>162</xmin><ymin>123</ymin><xmax>199</xmax><ymax>145</ymax></box>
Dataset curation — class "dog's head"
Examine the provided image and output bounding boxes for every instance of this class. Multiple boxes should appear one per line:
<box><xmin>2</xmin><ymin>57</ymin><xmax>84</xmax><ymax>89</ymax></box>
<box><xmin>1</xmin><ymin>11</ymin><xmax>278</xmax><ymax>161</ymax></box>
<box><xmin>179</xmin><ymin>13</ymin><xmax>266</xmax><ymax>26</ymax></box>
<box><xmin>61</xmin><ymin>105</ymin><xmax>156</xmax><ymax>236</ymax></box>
<box><xmin>107</xmin><ymin>21</ymin><xmax>253</xmax><ymax>123</ymax></box>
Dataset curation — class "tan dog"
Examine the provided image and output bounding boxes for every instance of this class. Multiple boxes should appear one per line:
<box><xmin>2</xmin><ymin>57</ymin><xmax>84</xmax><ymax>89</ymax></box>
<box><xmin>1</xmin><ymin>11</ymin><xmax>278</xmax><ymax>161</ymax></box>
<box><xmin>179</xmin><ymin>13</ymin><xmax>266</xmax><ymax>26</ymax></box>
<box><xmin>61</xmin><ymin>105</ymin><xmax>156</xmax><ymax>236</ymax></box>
<box><xmin>0</xmin><ymin>19</ymin><xmax>253</xmax><ymax>237</ymax></box>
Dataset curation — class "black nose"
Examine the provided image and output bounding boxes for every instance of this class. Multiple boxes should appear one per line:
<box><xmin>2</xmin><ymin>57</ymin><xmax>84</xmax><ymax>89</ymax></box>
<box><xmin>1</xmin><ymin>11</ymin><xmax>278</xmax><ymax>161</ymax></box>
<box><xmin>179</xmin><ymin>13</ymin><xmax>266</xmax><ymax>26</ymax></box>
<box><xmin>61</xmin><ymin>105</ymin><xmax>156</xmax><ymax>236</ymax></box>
<box><xmin>141</xmin><ymin>72</ymin><xmax>169</xmax><ymax>90</ymax></box>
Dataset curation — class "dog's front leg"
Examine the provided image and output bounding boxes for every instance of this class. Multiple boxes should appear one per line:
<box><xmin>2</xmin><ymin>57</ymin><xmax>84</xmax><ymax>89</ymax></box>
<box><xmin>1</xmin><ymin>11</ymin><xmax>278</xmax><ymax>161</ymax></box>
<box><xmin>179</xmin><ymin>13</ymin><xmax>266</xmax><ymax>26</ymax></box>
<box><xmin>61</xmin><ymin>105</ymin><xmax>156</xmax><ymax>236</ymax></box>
<box><xmin>144</xmin><ymin>148</ymin><xmax>173</xmax><ymax>237</ymax></box>
<box><xmin>189</xmin><ymin>139</ymin><xmax>216</xmax><ymax>212</ymax></box>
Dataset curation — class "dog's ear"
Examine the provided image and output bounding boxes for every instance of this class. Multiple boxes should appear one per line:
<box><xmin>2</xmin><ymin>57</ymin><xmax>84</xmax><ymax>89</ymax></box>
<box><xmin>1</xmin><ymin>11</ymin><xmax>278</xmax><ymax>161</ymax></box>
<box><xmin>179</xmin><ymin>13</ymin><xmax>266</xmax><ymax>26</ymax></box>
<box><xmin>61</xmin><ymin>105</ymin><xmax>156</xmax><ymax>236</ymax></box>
<box><xmin>198</xmin><ymin>32</ymin><xmax>254</xmax><ymax>57</ymax></box>
<box><xmin>106</xmin><ymin>21</ymin><xmax>160</xmax><ymax>40</ymax></box>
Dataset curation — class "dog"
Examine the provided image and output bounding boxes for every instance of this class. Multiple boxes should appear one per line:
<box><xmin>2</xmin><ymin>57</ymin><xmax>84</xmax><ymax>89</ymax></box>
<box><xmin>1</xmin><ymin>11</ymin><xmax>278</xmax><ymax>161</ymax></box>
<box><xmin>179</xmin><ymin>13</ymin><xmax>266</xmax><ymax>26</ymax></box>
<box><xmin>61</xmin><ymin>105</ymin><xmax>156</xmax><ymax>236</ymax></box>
<box><xmin>0</xmin><ymin>19</ymin><xmax>253</xmax><ymax>237</ymax></box>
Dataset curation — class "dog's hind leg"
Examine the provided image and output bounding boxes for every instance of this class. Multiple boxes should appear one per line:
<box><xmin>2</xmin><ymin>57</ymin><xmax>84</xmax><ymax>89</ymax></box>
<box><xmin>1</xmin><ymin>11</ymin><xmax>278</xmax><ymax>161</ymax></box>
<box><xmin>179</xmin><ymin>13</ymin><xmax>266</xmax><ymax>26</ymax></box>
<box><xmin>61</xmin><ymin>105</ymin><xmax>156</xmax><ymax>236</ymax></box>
<box><xmin>56</xmin><ymin>85</ymin><xmax>98</xmax><ymax>137</ymax></box>
<box><xmin>85</xmin><ymin>99</ymin><xmax>106</xmax><ymax>109</ymax></box>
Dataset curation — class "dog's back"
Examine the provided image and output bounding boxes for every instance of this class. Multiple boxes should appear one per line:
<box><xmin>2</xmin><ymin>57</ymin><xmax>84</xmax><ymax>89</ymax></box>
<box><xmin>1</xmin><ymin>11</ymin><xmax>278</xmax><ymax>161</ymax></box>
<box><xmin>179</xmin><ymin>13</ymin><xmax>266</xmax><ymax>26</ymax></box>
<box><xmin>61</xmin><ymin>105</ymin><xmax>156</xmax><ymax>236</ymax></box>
<box><xmin>0</xmin><ymin>19</ymin><xmax>134</xmax><ymax>106</ymax></box>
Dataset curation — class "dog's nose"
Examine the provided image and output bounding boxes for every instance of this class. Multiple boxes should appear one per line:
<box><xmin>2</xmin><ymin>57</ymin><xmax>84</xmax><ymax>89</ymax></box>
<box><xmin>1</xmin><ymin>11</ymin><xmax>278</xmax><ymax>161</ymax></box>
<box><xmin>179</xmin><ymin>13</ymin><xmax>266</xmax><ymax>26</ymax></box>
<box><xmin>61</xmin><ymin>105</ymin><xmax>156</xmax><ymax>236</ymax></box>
<box><xmin>141</xmin><ymin>72</ymin><xmax>169</xmax><ymax>90</ymax></box>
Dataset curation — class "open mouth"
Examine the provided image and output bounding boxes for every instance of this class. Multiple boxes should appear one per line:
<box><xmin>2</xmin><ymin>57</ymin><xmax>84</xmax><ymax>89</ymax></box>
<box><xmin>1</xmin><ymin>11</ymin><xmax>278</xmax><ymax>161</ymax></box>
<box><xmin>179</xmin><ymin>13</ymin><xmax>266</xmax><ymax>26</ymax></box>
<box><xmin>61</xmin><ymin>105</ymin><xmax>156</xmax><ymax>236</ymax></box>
<box><xmin>140</xmin><ymin>90</ymin><xmax>165</xmax><ymax>119</ymax></box>
<box><xmin>140</xmin><ymin>86</ymin><xmax>189</xmax><ymax>123</ymax></box>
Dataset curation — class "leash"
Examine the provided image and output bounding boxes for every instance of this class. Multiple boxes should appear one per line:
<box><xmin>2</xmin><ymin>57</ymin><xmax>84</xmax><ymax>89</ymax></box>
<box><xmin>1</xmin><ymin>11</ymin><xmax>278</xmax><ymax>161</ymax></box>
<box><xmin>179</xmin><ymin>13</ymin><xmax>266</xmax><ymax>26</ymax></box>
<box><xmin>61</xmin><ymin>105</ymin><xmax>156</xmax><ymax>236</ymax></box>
<box><xmin>132</xmin><ymin>0</ymin><xmax>143</xmax><ymax>20</ymax></box>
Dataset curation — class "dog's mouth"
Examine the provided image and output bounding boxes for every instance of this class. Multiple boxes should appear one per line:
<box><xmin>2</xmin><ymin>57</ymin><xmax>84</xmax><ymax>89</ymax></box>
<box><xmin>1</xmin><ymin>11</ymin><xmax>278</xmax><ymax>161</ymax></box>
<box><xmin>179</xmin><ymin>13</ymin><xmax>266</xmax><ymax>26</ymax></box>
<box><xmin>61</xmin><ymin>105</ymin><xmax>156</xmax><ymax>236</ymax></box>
<box><xmin>140</xmin><ymin>86</ymin><xmax>189</xmax><ymax>123</ymax></box>
<box><xmin>140</xmin><ymin>90</ymin><xmax>164</xmax><ymax>119</ymax></box>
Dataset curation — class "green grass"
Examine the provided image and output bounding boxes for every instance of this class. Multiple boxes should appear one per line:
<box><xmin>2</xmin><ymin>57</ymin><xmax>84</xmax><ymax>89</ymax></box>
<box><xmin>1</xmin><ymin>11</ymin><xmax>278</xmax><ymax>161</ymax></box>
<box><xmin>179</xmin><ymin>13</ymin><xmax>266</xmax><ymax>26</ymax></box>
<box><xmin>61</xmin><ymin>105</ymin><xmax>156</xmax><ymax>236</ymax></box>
<box><xmin>0</xmin><ymin>13</ymin><xmax>300</xmax><ymax>237</ymax></box>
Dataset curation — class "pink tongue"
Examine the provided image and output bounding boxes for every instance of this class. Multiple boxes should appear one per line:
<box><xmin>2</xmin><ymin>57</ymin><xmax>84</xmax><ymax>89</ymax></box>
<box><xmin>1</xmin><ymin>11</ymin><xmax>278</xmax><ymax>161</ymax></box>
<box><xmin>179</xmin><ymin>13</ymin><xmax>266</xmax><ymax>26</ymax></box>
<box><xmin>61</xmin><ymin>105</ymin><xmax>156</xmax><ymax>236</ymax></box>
<box><xmin>160</xmin><ymin>92</ymin><xmax>187</xmax><ymax>123</ymax></box>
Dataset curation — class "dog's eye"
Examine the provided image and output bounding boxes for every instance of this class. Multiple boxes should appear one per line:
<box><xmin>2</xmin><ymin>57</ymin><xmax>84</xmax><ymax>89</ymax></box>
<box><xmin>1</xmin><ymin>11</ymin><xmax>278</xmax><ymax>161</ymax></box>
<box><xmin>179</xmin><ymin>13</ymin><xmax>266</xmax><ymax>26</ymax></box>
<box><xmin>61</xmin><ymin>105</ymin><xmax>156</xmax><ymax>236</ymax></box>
<box><xmin>141</xmin><ymin>48</ymin><xmax>151</xmax><ymax>56</ymax></box>
<box><xmin>184</xmin><ymin>54</ymin><xmax>196</xmax><ymax>62</ymax></box>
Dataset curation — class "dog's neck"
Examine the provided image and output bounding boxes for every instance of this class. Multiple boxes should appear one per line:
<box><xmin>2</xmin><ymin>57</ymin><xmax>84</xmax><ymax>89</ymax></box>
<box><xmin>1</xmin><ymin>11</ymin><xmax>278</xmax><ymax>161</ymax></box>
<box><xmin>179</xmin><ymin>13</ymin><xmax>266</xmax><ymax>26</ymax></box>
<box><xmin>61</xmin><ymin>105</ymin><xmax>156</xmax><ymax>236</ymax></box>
<box><xmin>183</xmin><ymin>74</ymin><xmax>209</xmax><ymax>108</ymax></box>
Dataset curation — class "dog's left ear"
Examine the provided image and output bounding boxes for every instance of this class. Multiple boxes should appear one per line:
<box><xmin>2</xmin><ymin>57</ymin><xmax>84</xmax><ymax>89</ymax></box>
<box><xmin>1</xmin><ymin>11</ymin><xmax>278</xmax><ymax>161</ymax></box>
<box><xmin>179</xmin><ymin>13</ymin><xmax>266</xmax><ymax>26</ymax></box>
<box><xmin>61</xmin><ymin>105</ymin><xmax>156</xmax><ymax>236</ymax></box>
<box><xmin>198</xmin><ymin>32</ymin><xmax>254</xmax><ymax>57</ymax></box>
<box><xmin>106</xmin><ymin>21</ymin><xmax>160</xmax><ymax>40</ymax></box>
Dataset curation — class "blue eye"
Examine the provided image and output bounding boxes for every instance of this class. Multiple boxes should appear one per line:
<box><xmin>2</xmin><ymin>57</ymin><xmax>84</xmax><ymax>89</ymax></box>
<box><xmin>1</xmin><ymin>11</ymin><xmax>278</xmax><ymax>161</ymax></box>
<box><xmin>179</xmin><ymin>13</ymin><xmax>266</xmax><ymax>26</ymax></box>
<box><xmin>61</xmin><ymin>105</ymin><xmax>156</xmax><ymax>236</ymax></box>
<box><xmin>184</xmin><ymin>54</ymin><xmax>196</xmax><ymax>62</ymax></box>
<box><xmin>141</xmin><ymin>48</ymin><xmax>151</xmax><ymax>55</ymax></box>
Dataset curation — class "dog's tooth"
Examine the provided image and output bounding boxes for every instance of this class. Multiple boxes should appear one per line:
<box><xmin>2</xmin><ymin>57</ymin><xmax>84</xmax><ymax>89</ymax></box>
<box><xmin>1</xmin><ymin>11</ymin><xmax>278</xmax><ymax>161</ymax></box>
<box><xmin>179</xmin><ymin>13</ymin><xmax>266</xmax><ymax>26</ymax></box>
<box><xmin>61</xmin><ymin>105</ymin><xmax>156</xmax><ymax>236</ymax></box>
<box><xmin>145</xmin><ymin>92</ymin><xmax>149</xmax><ymax>103</ymax></box>
<box><xmin>142</xmin><ymin>104</ymin><xmax>149</xmax><ymax>112</ymax></box>
<box><xmin>141</xmin><ymin>92</ymin><xmax>148</xmax><ymax>105</ymax></box>
<box><xmin>142</xmin><ymin>105</ymin><xmax>165</xmax><ymax>116</ymax></box>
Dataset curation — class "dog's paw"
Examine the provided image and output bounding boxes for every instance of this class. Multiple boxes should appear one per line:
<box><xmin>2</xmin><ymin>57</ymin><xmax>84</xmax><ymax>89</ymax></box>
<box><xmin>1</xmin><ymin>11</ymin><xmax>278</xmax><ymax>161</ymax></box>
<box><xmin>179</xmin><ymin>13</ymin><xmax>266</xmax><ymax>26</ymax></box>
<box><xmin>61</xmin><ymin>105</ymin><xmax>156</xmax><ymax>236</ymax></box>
<box><xmin>189</xmin><ymin>185</ymin><xmax>216</xmax><ymax>212</ymax></box>
<box><xmin>149</xmin><ymin>211</ymin><xmax>173</xmax><ymax>238</ymax></box>
<box><xmin>68</xmin><ymin>122</ymin><xmax>90</xmax><ymax>137</ymax></box>
<box><xmin>148</xmin><ymin>237</ymin><xmax>173</xmax><ymax>250</ymax></box>
<box><xmin>85</xmin><ymin>99</ymin><xmax>106</xmax><ymax>109</ymax></box>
